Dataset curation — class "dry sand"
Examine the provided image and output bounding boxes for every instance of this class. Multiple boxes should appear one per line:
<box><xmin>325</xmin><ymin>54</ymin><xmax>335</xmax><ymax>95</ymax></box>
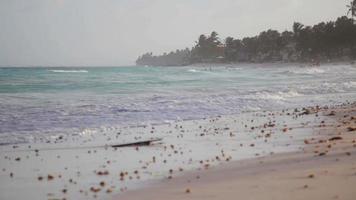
<box><xmin>117</xmin><ymin>104</ymin><xmax>356</xmax><ymax>200</ymax></box>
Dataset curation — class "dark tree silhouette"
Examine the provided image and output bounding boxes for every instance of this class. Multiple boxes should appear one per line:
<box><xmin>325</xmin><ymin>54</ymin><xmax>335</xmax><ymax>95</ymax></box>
<box><xmin>347</xmin><ymin>0</ymin><xmax>356</xmax><ymax>22</ymax></box>
<box><xmin>136</xmin><ymin>14</ymin><xmax>356</xmax><ymax>66</ymax></box>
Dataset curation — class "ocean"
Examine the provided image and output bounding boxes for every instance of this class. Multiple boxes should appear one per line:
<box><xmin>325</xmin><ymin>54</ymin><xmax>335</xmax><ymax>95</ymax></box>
<box><xmin>0</xmin><ymin>63</ymin><xmax>356</xmax><ymax>145</ymax></box>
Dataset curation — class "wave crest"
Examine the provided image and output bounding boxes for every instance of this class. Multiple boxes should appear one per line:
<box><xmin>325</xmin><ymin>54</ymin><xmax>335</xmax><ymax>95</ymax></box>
<box><xmin>49</xmin><ymin>70</ymin><xmax>88</xmax><ymax>73</ymax></box>
<box><xmin>187</xmin><ymin>69</ymin><xmax>199</xmax><ymax>73</ymax></box>
<box><xmin>253</xmin><ymin>90</ymin><xmax>302</xmax><ymax>101</ymax></box>
<box><xmin>287</xmin><ymin>67</ymin><xmax>325</xmax><ymax>75</ymax></box>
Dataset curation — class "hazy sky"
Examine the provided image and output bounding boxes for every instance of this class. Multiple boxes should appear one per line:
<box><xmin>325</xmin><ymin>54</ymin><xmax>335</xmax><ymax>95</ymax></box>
<box><xmin>0</xmin><ymin>0</ymin><xmax>351</xmax><ymax>66</ymax></box>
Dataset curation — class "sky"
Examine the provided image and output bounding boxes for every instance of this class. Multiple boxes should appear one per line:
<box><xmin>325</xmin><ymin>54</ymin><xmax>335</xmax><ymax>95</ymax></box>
<box><xmin>0</xmin><ymin>0</ymin><xmax>351</xmax><ymax>66</ymax></box>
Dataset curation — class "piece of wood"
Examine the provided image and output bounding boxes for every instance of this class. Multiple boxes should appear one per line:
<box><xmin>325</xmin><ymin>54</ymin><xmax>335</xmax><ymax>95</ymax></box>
<box><xmin>3</xmin><ymin>138</ymin><xmax>163</xmax><ymax>153</ymax></box>
<box><xmin>111</xmin><ymin>138</ymin><xmax>162</xmax><ymax>148</ymax></box>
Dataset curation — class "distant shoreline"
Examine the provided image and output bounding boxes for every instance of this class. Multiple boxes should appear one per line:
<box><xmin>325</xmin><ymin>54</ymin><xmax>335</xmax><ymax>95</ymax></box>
<box><xmin>136</xmin><ymin>16</ymin><xmax>356</xmax><ymax>67</ymax></box>
<box><xmin>136</xmin><ymin>60</ymin><xmax>356</xmax><ymax>67</ymax></box>
<box><xmin>0</xmin><ymin>59</ymin><xmax>354</xmax><ymax>68</ymax></box>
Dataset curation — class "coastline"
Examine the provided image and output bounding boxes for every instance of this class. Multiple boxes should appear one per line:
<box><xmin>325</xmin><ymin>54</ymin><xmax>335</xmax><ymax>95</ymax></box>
<box><xmin>1</xmin><ymin>2</ymin><xmax>356</xmax><ymax>200</ymax></box>
<box><xmin>185</xmin><ymin>60</ymin><xmax>356</xmax><ymax>68</ymax></box>
<box><xmin>116</xmin><ymin>103</ymin><xmax>356</xmax><ymax>200</ymax></box>
<box><xmin>1</xmin><ymin>102</ymin><xmax>355</xmax><ymax>200</ymax></box>
<box><xmin>135</xmin><ymin>60</ymin><xmax>356</xmax><ymax>69</ymax></box>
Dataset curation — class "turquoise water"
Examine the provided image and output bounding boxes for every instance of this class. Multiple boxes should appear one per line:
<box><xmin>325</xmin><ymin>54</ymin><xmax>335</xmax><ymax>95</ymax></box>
<box><xmin>0</xmin><ymin>64</ymin><xmax>356</xmax><ymax>144</ymax></box>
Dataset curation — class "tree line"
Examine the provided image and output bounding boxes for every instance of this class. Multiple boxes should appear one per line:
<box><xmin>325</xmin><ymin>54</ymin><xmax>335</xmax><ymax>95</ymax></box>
<box><xmin>136</xmin><ymin>2</ymin><xmax>356</xmax><ymax>66</ymax></box>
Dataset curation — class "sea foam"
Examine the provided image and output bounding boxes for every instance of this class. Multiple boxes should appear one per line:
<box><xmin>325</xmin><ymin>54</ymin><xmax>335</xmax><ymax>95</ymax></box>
<box><xmin>49</xmin><ymin>69</ymin><xmax>88</xmax><ymax>73</ymax></box>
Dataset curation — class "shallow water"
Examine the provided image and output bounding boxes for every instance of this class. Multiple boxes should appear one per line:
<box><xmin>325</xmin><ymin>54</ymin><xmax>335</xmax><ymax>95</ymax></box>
<box><xmin>0</xmin><ymin>63</ymin><xmax>355</xmax><ymax>144</ymax></box>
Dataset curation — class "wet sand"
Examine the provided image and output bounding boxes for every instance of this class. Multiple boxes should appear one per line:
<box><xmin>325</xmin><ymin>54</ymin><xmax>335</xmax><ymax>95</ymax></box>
<box><xmin>117</xmin><ymin>104</ymin><xmax>356</xmax><ymax>200</ymax></box>
<box><xmin>1</xmin><ymin>102</ymin><xmax>355</xmax><ymax>200</ymax></box>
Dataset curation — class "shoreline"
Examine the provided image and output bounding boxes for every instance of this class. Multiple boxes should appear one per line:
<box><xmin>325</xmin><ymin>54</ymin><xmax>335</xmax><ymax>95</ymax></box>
<box><xmin>0</xmin><ymin>102</ymin><xmax>355</xmax><ymax>200</ymax></box>
<box><xmin>187</xmin><ymin>60</ymin><xmax>355</xmax><ymax>67</ymax></box>
<box><xmin>116</xmin><ymin>103</ymin><xmax>356</xmax><ymax>200</ymax></box>
<box><xmin>138</xmin><ymin>60</ymin><xmax>356</xmax><ymax>68</ymax></box>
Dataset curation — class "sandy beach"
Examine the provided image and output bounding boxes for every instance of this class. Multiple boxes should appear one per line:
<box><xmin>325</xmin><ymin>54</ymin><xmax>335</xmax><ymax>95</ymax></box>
<box><xmin>117</xmin><ymin>103</ymin><xmax>356</xmax><ymax>200</ymax></box>
<box><xmin>118</xmin><ymin>151</ymin><xmax>356</xmax><ymax>200</ymax></box>
<box><xmin>1</xmin><ymin>102</ymin><xmax>355</xmax><ymax>200</ymax></box>
<box><xmin>1</xmin><ymin>1</ymin><xmax>356</xmax><ymax>199</ymax></box>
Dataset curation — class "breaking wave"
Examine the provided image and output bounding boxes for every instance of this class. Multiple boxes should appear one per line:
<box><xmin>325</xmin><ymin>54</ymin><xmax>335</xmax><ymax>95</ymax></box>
<box><xmin>286</xmin><ymin>67</ymin><xmax>325</xmax><ymax>75</ymax></box>
<box><xmin>252</xmin><ymin>90</ymin><xmax>302</xmax><ymax>101</ymax></box>
<box><xmin>49</xmin><ymin>70</ymin><xmax>88</xmax><ymax>73</ymax></box>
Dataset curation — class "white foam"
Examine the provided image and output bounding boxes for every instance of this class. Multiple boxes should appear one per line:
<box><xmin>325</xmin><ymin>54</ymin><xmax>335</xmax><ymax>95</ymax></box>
<box><xmin>254</xmin><ymin>90</ymin><xmax>302</xmax><ymax>101</ymax></box>
<box><xmin>343</xmin><ymin>81</ymin><xmax>356</xmax><ymax>88</ymax></box>
<box><xmin>289</xmin><ymin>67</ymin><xmax>325</xmax><ymax>75</ymax></box>
<box><xmin>188</xmin><ymin>69</ymin><xmax>198</xmax><ymax>73</ymax></box>
<box><xmin>49</xmin><ymin>70</ymin><xmax>88</xmax><ymax>73</ymax></box>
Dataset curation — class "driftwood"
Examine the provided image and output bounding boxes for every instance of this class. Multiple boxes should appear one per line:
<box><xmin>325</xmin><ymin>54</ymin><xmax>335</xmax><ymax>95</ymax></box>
<box><xmin>111</xmin><ymin>138</ymin><xmax>162</xmax><ymax>148</ymax></box>
<box><xmin>328</xmin><ymin>136</ymin><xmax>343</xmax><ymax>141</ymax></box>
<box><xmin>3</xmin><ymin>138</ymin><xmax>163</xmax><ymax>153</ymax></box>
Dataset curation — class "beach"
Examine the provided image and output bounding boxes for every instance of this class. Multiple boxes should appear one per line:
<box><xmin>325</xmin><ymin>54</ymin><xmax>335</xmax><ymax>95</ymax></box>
<box><xmin>0</xmin><ymin>64</ymin><xmax>356</xmax><ymax>200</ymax></box>
<box><xmin>1</xmin><ymin>0</ymin><xmax>356</xmax><ymax>199</ymax></box>
<box><xmin>118</xmin><ymin>150</ymin><xmax>356</xmax><ymax>200</ymax></box>
<box><xmin>118</xmin><ymin>103</ymin><xmax>356</xmax><ymax>200</ymax></box>
<box><xmin>1</xmin><ymin>102</ymin><xmax>355</xmax><ymax>200</ymax></box>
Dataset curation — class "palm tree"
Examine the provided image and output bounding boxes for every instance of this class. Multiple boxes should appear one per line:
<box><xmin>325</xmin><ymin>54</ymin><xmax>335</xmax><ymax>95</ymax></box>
<box><xmin>293</xmin><ymin>22</ymin><xmax>304</xmax><ymax>37</ymax></box>
<box><xmin>209</xmin><ymin>31</ymin><xmax>220</xmax><ymax>45</ymax></box>
<box><xmin>347</xmin><ymin>0</ymin><xmax>356</xmax><ymax>22</ymax></box>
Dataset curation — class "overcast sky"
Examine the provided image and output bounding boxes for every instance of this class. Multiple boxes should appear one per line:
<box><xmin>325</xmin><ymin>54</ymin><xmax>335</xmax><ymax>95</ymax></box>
<box><xmin>0</xmin><ymin>0</ymin><xmax>351</xmax><ymax>66</ymax></box>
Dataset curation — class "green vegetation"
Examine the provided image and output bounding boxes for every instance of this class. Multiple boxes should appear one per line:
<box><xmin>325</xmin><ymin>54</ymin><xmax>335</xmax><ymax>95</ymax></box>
<box><xmin>136</xmin><ymin>5</ymin><xmax>356</xmax><ymax>66</ymax></box>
